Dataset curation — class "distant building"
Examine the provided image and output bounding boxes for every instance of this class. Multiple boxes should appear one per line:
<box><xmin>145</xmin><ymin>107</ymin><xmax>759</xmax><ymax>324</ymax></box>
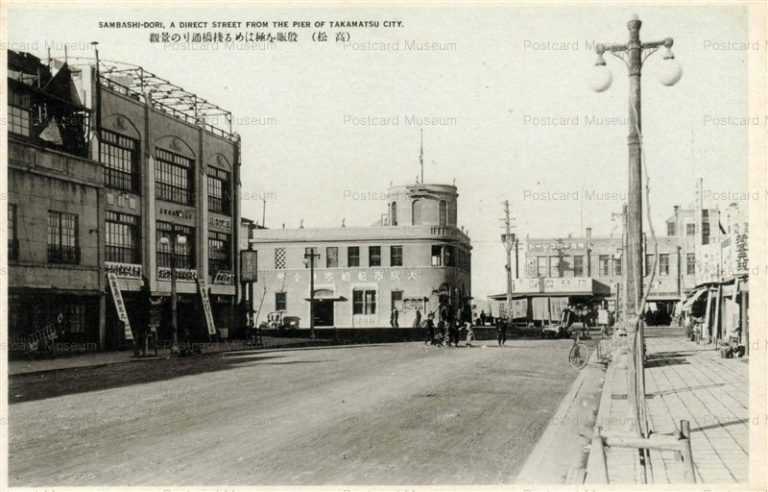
<box><xmin>249</xmin><ymin>183</ymin><xmax>472</xmax><ymax>328</ymax></box>
<box><xmin>489</xmin><ymin>197</ymin><xmax>735</xmax><ymax>324</ymax></box>
<box><xmin>7</xmin><ymin>49</ymin><xmax>243</xmax><ymax>350</ymax></box>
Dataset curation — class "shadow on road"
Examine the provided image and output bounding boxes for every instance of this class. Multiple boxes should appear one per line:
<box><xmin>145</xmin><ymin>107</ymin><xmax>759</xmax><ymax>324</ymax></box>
<box><xmin>8</xmin><ymin>352</ymin><xmax>317</xmax><ymax>404</ymax></box>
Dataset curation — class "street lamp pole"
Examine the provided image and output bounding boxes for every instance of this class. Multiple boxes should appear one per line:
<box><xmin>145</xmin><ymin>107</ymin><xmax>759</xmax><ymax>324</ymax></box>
<box><xmin>170</xmin><ymin>234</ymin><xmax>178</xmax><ymax>352</ymax></box>
<box><xmin>160</xmin><ymin>232</ymin><xmax>186</xmax><ymax>354</ymax></box>
<box><xmin>592</xmin><ymin>15</ymin><xmax>681</xmax><ymax>325</ymax></box>
<box><xmin>304</xmin><ymin>247</ymin><xmax>320</xmax><ymax>339</ymax></box>
<box><xmin>592</xmin><ymin>15</ymin><xmax>681</xmax><ymax>440</ymax></box>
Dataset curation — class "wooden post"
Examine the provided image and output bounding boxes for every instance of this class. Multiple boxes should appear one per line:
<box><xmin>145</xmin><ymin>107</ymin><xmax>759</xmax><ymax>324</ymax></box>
<box><xmin>589</xmin><ymin>427</ymin><xmax>609</xmax><ymax>483</ymax></box>
<box><xmin>702</xmin><ymin>288</ymin><xmax>713</xmax><ymax>343</ymax></box>
<box><xmin>680</xmin><ymin>420</ymin><xmax>696</xmax><ymax>483</ymax></box>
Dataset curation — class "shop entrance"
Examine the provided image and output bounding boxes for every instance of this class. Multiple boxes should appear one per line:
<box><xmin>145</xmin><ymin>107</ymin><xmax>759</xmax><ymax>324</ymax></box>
<box><xmin>313</xmin><ymin>300</ymin><xmax>335</xmax><ymax>327</ymax></box>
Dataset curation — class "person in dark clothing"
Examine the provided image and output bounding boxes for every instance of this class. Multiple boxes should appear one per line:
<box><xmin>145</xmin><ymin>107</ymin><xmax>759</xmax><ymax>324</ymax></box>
<box><xmin>480</xmin><ymin>310</ymin><xmax>487</xmax><ymax>326</ymax></box>
<box><xmin>390</xmin><ymin>306</ymin><xmax>399</xmax><ymax>328</ymax></box>
<box><xmin>497</xmin><ymin>319</ymin><xmax>507</xmax><ymax>346</ymax></box>
<box><xmin>413</xmin><ymin>308</ymin><xmax>422</xmax><ymax>328</ymax></box>
<box><xmin>424</xmin><ymin>313</ymin><xmax>435</xmax><ymax>345</ymax></box>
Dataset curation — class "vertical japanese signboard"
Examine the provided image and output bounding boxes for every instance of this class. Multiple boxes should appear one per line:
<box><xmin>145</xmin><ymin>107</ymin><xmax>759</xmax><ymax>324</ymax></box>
<box><xmin>107</xmin><ymin>273</ymin><xmax>133</xmax><ymax>341</ymax></box>
<box><xmin>197</xmin><ymin>278</ymin><xmax>217</xmax><ymax>336</ymax></box>
<box><xmin>241</xmin><ymin>249</ymin><xmax>258</xmax><ymax>282</ymax></box>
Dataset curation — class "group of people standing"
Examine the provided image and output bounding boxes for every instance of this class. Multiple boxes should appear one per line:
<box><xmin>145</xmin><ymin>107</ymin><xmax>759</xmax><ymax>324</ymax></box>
<box><xmin>421</xmin><ymin>301</ymin><xmax>475</xmax><ymax>347</ymax></box>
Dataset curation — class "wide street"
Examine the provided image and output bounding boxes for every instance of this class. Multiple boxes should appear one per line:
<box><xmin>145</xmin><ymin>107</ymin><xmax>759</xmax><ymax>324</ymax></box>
<box><xmin>10</xmin><ymin>338</ymin><xmax>580</xmax><ymax>486</ymax></box>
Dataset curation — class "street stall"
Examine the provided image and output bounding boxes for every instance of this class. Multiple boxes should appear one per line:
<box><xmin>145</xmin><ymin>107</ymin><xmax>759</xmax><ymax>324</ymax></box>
<box><xmin>488</xmin><ymin>277</ymin><xmax>612</xmax><ymax>336</ymax></box>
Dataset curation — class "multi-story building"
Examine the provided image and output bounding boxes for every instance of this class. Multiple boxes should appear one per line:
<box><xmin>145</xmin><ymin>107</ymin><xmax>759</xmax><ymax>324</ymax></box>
<box><xmin>249</xmin><ymin>183</ymin><xmax>472</xmax><ymax>328</ymax></box>
<box><xmin>491</xmin><ymin>200</ymin><xmax>728</xmax><ymax>323</ymax></box>
<box><xmin>6</xmin><ymin>49</ymin><xmax>243</xmax><ymax>350</ymax></box>
<box><xmin>7</xmin><ymin>51</ymin><xmax>103</xmax><ymax>350</ymax></box>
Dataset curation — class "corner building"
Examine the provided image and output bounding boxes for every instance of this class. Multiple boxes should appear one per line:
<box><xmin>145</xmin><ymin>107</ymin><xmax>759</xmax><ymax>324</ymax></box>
<box><xmin>250</xmin><ymin>183</ymin><xmax>472</xmax><ymax>328</ymax></box>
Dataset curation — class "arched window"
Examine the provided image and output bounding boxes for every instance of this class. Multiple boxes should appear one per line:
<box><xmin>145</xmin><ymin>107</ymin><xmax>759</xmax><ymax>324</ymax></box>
<box><xmin>390</xmin><ymin>202</ymin><xmax>398</xmax><ymax>226</ymax></box>
<box><xmin>439</xmin><ymin>200</ymin><xmax>447</xmax><ymax>226</ymax></box>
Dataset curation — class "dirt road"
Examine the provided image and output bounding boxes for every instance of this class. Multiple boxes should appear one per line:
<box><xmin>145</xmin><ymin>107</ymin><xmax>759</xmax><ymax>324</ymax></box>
<box><xmin>10</xmin><ymin>340</ymin><xmax>579</xmax><ymax>485</ymax></box>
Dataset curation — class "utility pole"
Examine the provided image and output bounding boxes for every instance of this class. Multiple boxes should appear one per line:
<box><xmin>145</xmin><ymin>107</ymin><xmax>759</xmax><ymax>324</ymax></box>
<box><xmin>304</xmin><ymin>248</ymin><xmax>320</xmax><ymax>339</ymax></box>
<box><xmin>502</xmin><ymin>200</ymin><xmax>514</xmax><ymax>321</ymax></box>
<box><xmin>419</xmin><ymin>128</ymin><xmax>424</xmax><ymax>185</ymax></box>
<box><xmin>261</xmin><ymin>197</ymin><xmax>266</xmax><ymax>228</ymax></box>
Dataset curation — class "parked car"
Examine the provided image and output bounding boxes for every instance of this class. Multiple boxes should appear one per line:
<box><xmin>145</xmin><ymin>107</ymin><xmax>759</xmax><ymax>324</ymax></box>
<box><xmin>542</xmin><ymin>322</ymin><xmax>569</xmax><ymax>338</ymax></box>
<box><xmin>282</xmin><ymin>316</ymin><xmax>300</xmax><ymax>330</ymax></box>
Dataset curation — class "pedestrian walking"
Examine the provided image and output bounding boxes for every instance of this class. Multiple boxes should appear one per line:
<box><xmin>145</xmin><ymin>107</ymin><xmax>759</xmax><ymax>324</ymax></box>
<box><xmin>413</xmin><ymin>308</ymin><xmax>422</xmax><ymax>328</ymax></box>
<box><xmin>448</xmin><ymin>319</ymin><xmax>460</xmax><ymax>347</ymax></box>
<box><xmin>424</xmin><ymin>313</ymin><xmax>435</xmax><ymax>345</ymax></box>
<box><xmin>437</xmin><ymin>320</ymin><xmax>446</xmax><ymax>346</ymax></box>
<box><xmin>480</xmin><ymin>310</ymin><xmax>487</xmax><ymax>326</ymax></box>
<box><xmin>465</xmin><ymin>321</ymin><xmax>474</xmax><ymax>347</ymax></box>
<box><xmin>390</xmin><ymin>306</ymin><xmax>399</xmax><ymax>328</ymax></box>
<box><xmin>497</xmin><ymin>319</ymin><xmax>506</xmax><ymax>346</ymax></box>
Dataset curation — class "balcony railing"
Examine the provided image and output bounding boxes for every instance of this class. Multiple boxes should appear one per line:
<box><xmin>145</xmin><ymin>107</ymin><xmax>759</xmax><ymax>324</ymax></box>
<box><xmin>47</xmin><ymin>245</ymin><xmax>80</xmax><ymax>264</ymax></box>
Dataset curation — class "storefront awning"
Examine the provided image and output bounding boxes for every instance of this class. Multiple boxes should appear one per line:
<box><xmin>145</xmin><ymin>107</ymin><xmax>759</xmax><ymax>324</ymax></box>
<box><xmin>304</xmin><ymin>289</ymin><xmax>347</xmax><ymax>302</ymax></box>
<box><xmin>682</xmin><ymin>288</ymin><xmax>708</xmax><ymax>310</ymax></box>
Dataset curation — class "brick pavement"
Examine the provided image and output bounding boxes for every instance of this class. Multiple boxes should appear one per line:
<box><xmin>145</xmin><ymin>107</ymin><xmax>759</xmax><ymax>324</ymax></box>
<box><xmin>587</xmin><ymin>335</ymin><xmax>748</xmax><ymax>484</ymax></box>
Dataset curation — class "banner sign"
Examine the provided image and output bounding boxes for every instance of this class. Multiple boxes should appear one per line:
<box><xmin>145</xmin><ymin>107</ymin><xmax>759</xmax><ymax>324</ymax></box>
<box><xmin>107</xmin><ymin>273</ymin><xmax>133</xmax><ymax>341</ymax></box>
<box><xmin>197</xmin><ymin>278</ymin><xmax>217</xmax><ymax>335</ymax></box>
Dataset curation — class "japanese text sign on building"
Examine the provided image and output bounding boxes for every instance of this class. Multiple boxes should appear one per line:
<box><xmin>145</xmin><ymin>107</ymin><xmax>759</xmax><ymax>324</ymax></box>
<box><xmin>107</xmin><ymin>273</ymin><xmax>133</xmax><ymax>341</ymax></box>
<box><xmin>241</xmin><ymin>250</ymin><xmax>258</xmax><ymax>282</ymax></box>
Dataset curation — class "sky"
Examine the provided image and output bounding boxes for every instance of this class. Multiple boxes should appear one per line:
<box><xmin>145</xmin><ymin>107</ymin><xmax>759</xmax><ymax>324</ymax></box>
<box><xmin>8</xmin><ymin>3</ymin><xmax>751</xmax><ymax>299</ymax></box>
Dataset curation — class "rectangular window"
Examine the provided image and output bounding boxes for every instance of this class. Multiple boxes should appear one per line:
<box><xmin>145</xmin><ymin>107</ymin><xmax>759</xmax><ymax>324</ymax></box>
<box><xmin>390</xmin><ymin>245</ymin><xmax>403</xmax><ymax>267</ymax></box>
<box><xmin>445</xmin><ymin>245</ymin><xmax>456</xmax><ymax>267</ymax></box>
<box><xmin>304</xmin><ymin>247</ymin><xmax>319</xmax><ymax>266</ymax></box>
<box><xmin>702</xmin><ymin>211</ymin><xmax>711</xmax><ymax>245</ymax></box>
<box><xmin>431</xmin><ymin>245</ymin><xmax>443</xmax><ymax>267</ymax></box>
<box><xmin>353</xmin><ymin>289</ymin><xmax>376</xmax><ymax>315</ymax></box>
<box><xmin>326</xmin><ymin>246</ymin><xmax>338</xmax><ymax>268</ymax></box>
<box><xmin>686</xmin><ymin>253</ymin><xmax>696</xmax><ymax>275</ymax></box>
<box><xmin>105</xmin><ymin>211</ymin><xmax>140</xmax><ymax>264</ymax></box>
<box><xmin>667</xmin><ymin>222</ymin><xmax>676</xmax><ymax>237</ymax></box>
<box><xmin>536</xmin><ymin>256</ymin><xmax>547</xmax><ymax>277</ymax></box>
<box><xmin>275</xmin><ymin>292</ymin><xmax>287</xmax><ymax>311</ymax></box>
<box><xmin>155</xmin><ymin>148</ymin><xmax>193</xmax><ymax>205</ymax></box>
<box><xmin>659</xmin><ymin>253</ymin><xmax>670</xmax><ymax>276</ymax></box>
<box><xmin>549</xmin><ymin>256</ymin><xmax>560</xmax><ymax>277</ymax></box>
<box><xmin>156</xmin><ymin>222</ymin><xmax>194</xmax><ymax>269</ymax></box>
<box><xmin>573</xmin><ymin>255</ymin><xmax>584</xmax><ymax>277</ymax></box>
<box><xmin>369</xmin><ymin>246</ymin><xmax>381</xmax><ymax>267</ymax></box>
<box><xmin>598</xmin><ymin>255</ymin><xmax>610</xmax><ymax>276</ymax></box>
<box><xmin>8</xmin><ymin>204</ymin><xmax>18</xmax><ymax>261</ymax></box>
<box><xmin>274</xmin><ymin>247</ymin><xmax>286</xmax><ymax>269</ymax></box>
<box><xmin>686</xmin><ymin>223</ymin><xmax>696</xmax><ymax>236</ymax></box>
<box><xmin>439</xmin><ymin>200</ymin><xmax>447</xmax><ymax>226</ymax></box>
<box><xmin>645</xmin><ymin>254</ymin><xmax>655</xmax><ymax>277</ymax></box>
<box><xmin>207</xmin><ymin>167</ymin><xmax>231</xmax><ymax>213</ymax></box>
<box><xmin>47</xmin><ymin>211</ymin><xmax>79</xmax><ymax>264</ymax></box>
<box><xmin>348</xmin><ymin>246</ymin><xmax>360</xmax><ymax>267</ymax></box>
<box><xmin>208</xmin><ymin>231</ymin><xmax>231</xmax><ymax>274</ymax></box>
<box><xmin>101</xmin><ymin>129</ymin><xmax>139</xmax><ymax>193</ymax></box>
<box><xmin>9</xmin><ymin>105</ymin><xmax>31</xmax><ymax>136</ymax></box>
<box><xmin>614</xmin><ymin>256</ymin><xmax>622</xmax><ymax>276</ymax></box>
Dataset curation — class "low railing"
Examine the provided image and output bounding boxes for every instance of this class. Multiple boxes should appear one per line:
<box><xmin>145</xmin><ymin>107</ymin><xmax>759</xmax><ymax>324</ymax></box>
<box><xmin>590</xmin><ymin>420</ymin><xmax>696</xmax><ymax>483</ymax></box>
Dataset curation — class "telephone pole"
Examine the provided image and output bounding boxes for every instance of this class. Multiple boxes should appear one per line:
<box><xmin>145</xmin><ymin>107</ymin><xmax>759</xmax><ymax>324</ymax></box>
<box><xmin>502</xmin><ymin>200</ymin><xmax>514</xmax><ymax>321</ymax></box>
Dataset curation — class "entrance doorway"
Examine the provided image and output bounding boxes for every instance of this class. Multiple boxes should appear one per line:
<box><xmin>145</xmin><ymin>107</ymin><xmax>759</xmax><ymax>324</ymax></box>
<box><xmin>314</xmin><ymin>300</ymin><xmax>335</xmax><ymax>326</ymax></box>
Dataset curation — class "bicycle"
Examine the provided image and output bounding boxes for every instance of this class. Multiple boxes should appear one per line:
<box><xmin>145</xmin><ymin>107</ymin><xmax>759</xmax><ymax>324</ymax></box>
<box><xmin>568</xmin><ymin>331</ymin><xmax>589</xmax><ymax>370</ymax></box>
